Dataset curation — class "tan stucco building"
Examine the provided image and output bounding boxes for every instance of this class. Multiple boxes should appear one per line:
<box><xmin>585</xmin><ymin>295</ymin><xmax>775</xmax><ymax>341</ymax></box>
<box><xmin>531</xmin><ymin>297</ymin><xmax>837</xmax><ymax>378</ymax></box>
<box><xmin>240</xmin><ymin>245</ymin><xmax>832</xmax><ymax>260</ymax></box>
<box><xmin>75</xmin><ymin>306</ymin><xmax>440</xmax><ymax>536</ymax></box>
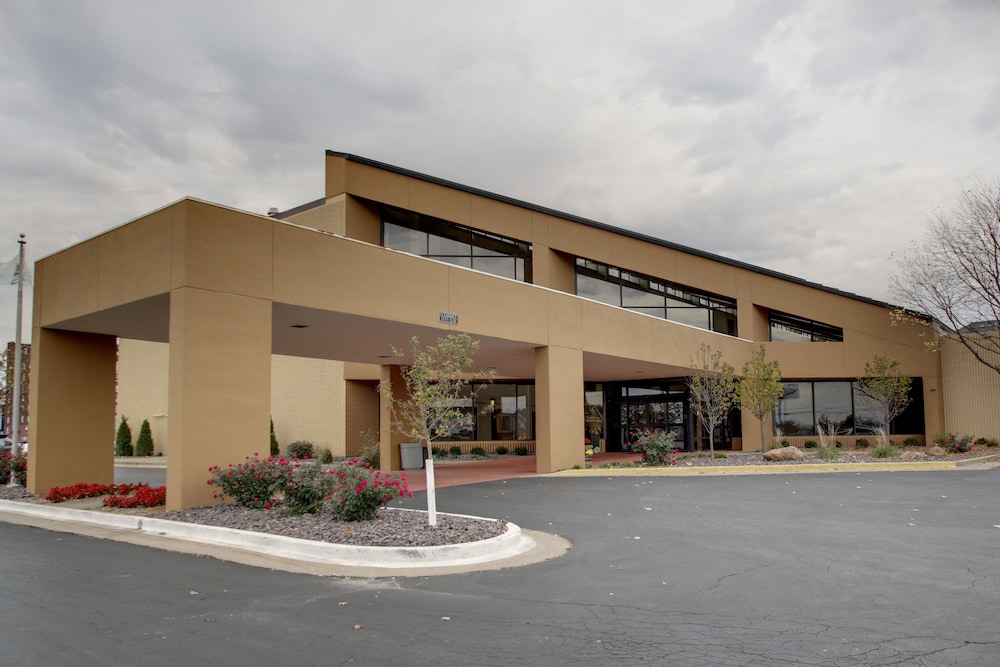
<box><xmin>30</xmin><ymin>151</ymin><xmax>945</xmax><ymax>509</ymax></box>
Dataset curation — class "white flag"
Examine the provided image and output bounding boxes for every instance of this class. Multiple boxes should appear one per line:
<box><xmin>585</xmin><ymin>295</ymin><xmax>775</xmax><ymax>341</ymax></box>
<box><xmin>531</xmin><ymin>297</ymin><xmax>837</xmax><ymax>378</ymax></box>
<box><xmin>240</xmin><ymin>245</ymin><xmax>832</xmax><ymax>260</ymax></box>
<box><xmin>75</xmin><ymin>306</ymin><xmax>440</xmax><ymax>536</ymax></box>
<box><xmin>0</xmin><ymin>253</ymin><xmax>31</xmax><ymax>286</ymax></box>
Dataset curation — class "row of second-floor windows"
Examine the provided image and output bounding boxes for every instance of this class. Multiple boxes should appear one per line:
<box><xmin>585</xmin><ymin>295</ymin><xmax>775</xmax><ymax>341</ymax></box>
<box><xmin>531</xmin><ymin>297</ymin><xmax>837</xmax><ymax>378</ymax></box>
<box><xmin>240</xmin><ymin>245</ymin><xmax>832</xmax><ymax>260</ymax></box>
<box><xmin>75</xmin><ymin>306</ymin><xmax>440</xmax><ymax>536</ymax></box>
<box><xmin>575</xmin><ymin>258</ymin><xmax>738</xmax><ymax>336</ymax></box>
<box><xmin>381</xmin><ymin>206</ymin><xmax>532</xmax><ymax>282</ymax></box>
<box><xmin>769</xmin><ymin>311</ymin><xmax>844</xmax><ymax>343</ymax></box>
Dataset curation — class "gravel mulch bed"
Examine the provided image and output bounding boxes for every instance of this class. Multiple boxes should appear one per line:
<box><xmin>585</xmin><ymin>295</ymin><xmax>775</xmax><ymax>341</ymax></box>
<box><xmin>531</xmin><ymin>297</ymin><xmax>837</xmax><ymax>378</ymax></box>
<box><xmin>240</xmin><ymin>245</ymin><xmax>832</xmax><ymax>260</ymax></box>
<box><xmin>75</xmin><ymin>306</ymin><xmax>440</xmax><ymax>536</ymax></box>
<box><xmin>0</xmin><ymin>483</ymin><xmax>506</xmax><ymax>548</ymax></box>
<box><xmin>156</xmin><ymin>505</ymin><xmax>507</xmax><ymax>547</ymax></box>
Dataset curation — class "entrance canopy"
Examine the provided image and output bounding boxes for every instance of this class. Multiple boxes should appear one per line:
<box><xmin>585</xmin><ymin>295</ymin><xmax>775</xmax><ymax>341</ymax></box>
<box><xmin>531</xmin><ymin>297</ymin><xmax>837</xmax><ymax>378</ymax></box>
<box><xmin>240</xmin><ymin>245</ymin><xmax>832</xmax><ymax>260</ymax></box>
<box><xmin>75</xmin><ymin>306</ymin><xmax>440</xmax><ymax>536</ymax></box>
<box><xmin>29</xmin><ymin>198</ymin><xmax>750</xmax><ymax>508</ymax></box>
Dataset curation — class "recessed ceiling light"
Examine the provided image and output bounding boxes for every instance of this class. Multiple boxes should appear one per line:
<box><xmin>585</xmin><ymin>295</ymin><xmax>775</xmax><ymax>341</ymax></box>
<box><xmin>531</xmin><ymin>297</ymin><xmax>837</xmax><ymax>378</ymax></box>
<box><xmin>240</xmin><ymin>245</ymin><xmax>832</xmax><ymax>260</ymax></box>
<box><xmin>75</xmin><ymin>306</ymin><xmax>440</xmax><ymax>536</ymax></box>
<box><xmin>290</xmin><ymin>324</ymin><xmax>309</xmax><ymax>329</ymax></box>
<box><xmin>377</xmin><ymin>354</ymin><xmax>393</xmax><ymax>359</ymax></box>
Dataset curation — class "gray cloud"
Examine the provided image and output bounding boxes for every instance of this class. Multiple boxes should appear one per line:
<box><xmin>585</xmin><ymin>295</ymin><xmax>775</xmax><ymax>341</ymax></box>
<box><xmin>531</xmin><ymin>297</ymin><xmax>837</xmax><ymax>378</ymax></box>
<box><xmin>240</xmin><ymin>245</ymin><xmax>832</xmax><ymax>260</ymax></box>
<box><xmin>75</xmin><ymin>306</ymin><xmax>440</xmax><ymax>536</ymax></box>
<box><xmin>0</xmin><ymin>0</ymin><xmax>997</xmax><ymax>340</ymax></box>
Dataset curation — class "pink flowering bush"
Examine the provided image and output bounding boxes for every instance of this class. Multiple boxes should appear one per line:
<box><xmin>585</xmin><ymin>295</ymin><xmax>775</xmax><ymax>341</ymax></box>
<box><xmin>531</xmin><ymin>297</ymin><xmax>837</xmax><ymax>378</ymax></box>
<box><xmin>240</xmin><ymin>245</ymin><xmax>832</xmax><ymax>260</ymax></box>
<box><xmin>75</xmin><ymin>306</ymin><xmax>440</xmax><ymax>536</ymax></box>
<box><xmin>0</xmin><ymin>451</ymin><xmax>28</xmax><ymax>486</ymax></box>
<box><xmin>207</xmin><ymin>456</ymin><xmax>410</xmax><ymax>521</ymax></box>
<box><xmin>208</xmin><ymin>455</ymin><xmax>291</xmax><ymax>510</ymax></box>
<box><xmin>630</xmin><ymin>428</ymin><xmax>679</xmax><ymax>466</ymax></box>
<box><xmin>324</xmin><ymin>460</ymin><xmax>410</xmax><ymax>522</ymax></box>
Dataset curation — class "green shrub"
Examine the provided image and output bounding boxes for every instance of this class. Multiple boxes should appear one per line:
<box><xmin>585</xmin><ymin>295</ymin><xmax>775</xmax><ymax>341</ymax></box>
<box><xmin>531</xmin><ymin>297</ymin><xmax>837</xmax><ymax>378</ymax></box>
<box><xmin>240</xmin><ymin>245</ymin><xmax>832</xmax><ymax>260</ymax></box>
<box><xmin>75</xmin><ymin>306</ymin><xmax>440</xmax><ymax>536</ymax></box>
<box><xmin>281</xmin><ymin>462</ymin><xmax>337</xmax><ymax>515</ymax></box>
<box><xmin>714</xmin><ymin>453</ymin><xmax>727</xmax><ymax>459</ymax></box>
<box><xmin>803</xmin><ymin>440</ymin><xmax>818</xmax><ymax>449</ymax></box>
<box><xmin>135</xmin><ymin>419</ymin><xmax>154</xmax><ymax>457</ymax></box>
<box><xmin>986</xmin><ymin>438</ymin><xmax>999</xmax><ymax>448</ymax></box>
<box><xmin>208</xmin><ymin>456</ymin><xmax>408</xmax><ymax>521</ymax></box>
<box><xmin>208</xmin><ymin>457</ymin><xmax>290</xmax><ymax>509</ymax></box>
<box><xmin>431</xmin><ymin>446</ymin><xmax>447</xmax><ymax>457</ymax></box>
<box><xmin>514</xmin><ymin>445</ymin><xmax>528</xmax><ymax>456</ymax></box>
<box><xmin>815</xmin><ymin>446</ymin><xmax>842</xmax><ymax>460</ymax></box>
<box><xmin>974</xmin><ymin>437</ymin><xmax>988</xmax><ymax>445</ymax></box>
<box><xmin>871</xmin><ymin>443</ymin><xmax>900</xmax><ymax>459</ymax></box>
<box><xmin>494</xmin><ymin>445</ymin><xmax>509</xmax><ymax>455</ymax></box>
<box><xmin>269</xmin><ymin>418</ymin><xmax>280</xmax><ymax>456</ymax></box>
<box><xmin>287</xmin><ymin>441</ymin><xmax>315</xmax><ymax>459</ymax></box>
<box><xmin>114</xmin><ymin>416</ymin><xmax>133</xmax><ymax>457</ymax></box>
<box><xmin>833</xmin><ymin>440</ymin><xmax>843</xmax><ymax>448</ymax></box>
<box><xmin>631</xmin><ymin>428</ymin><xmax>678</xmax><ymax>466</ymax></box>
<box><xmin>903</xmin><ymin>437</ymin><xmax>920</xmax><ymax>447</ymax></box>
<box><xmin>359</xmin><ymin>430</ymin><xmax>380</xmax><ymax>468</ymax></box>
<box><xmin>318</xmin><ymin>447</ymin><xmax>334</xmax><ymax>464</ymax></box>
<box><xmin>323</xmin><ymin>461</ymin><xmax>409</xmax><ymax>521</ymax></box>
<box><xmin>449</xmin><ymin>445</ymin><xmax>463</xmax><ymax>457</ymax></box>
<box><xmin>940</xmin><ymin>433</ymin><xmax>974</xmax><ymax>453</ymax></box>
<box><xmin>855</xmin><ymin>438</ymin><xmax>870</xmax><ymax>449</ymax></box>
<box><xmin>470</xmin><ymin>446</ymin><xmax>486</xmax><ymax>457</ymax></box>
<box><xmin>12</xmin><ymin>454</ymin><xmax>26</xmax><ymax>486</ymax></box>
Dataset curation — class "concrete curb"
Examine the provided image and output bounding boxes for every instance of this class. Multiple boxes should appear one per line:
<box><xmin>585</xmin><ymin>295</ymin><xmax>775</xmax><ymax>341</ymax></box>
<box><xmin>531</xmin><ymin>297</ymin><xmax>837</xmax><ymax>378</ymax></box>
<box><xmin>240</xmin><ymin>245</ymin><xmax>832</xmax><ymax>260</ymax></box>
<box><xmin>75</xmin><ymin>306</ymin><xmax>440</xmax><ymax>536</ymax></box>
<box><xmin>0</xmin><ymin>499</ymin><xmax>558</xmax><ymax>576</ymax></box>
<box><xmin>546</xmin><ymin>454</ymin><xmax>1000</xmax><ymax>478</ymax></box>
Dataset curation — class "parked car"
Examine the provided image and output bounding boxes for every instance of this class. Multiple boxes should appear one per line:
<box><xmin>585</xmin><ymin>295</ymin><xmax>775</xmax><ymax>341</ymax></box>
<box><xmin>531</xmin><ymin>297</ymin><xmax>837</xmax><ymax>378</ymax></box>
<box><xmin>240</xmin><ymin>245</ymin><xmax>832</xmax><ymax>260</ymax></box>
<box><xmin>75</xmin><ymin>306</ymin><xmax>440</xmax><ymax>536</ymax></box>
<box><xmin>1</xmin><ymin>437</ymin><xmax>28</xmax><ymax>454</ymax></box>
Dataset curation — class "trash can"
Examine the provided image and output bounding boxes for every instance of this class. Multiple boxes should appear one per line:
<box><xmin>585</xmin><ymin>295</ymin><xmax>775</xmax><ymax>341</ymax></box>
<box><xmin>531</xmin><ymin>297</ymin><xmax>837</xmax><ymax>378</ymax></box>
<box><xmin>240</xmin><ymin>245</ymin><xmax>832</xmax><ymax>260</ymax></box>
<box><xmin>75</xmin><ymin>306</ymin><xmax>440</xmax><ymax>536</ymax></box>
<box><xmin>400</xmin><ymin>442</ymin><xmax>424</xmax><ymax>470</ymax></box>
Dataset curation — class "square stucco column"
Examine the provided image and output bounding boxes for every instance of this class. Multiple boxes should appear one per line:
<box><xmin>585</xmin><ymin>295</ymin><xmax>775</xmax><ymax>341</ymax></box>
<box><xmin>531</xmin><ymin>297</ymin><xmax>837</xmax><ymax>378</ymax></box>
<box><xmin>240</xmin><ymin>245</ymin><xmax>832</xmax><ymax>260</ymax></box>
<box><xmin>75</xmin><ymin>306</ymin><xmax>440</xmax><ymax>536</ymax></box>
<box><xmin>378</xmin><ymin>364</ymin><xmax>406</xmax><ymax>471</ymax></box>
<box><xmin>27</xmin><ymin>328</ymin><xmax>117</xmax><ymax>494</ymax></box>
<box><xmin>535</xmin><ymin>345</ymin><xmax>585</xmax><ymax>473</ymax></box>
<box><xmin>167</xmin><ymin>288</ymin><xmax>271</xmax><ymax>510</ymax></box>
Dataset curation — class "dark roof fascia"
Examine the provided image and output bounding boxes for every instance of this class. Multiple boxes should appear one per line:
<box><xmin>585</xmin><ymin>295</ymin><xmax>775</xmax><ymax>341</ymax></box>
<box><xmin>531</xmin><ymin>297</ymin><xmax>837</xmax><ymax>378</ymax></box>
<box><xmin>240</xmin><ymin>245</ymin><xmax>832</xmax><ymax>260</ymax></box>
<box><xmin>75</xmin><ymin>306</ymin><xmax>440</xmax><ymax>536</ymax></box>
<box><xmin>275</xmin><ymin>196</ymin><xmax>326</xmax><ymax>219</ymax></box>
<box><xmin>324</xmin><ymin>150</ymin><xmax>903</xmax><ymax>312</ymax></box>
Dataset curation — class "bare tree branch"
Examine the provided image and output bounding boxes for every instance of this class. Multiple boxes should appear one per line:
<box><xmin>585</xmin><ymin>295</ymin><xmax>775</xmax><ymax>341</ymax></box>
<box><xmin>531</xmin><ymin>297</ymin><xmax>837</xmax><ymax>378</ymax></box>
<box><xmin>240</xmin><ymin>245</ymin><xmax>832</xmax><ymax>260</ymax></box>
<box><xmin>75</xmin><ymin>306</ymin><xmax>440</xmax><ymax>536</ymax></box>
<box><xmin>890</xmin><ymin>178</ymin><xmax>1000</xmax><ymax>373</ymax></box>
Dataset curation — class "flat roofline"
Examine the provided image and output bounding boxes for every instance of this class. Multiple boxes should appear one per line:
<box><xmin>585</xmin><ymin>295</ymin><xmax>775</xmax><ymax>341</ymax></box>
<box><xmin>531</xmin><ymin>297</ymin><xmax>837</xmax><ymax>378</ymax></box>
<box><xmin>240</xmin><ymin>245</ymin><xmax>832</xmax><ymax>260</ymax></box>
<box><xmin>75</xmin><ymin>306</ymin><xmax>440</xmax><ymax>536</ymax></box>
<box><xmin>325</xmin><ymin>150</ymin><xmax>914</xmax><ymax>314</ymax></box>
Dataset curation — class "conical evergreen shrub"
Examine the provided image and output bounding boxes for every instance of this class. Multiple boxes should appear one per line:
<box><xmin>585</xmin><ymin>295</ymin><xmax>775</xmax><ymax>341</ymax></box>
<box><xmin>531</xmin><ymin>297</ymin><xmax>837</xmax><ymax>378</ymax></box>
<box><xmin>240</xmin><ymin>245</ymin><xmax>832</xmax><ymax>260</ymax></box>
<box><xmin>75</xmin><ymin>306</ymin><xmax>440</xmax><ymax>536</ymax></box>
<box><xmin>115</xmin><ymin>417</ymin><xmax>133</xmax><ymax>457</ymax></box>
<box><xmin>270</xmin><ymin>418</ymin><xmax>280</xmax><ymax>456</ymax></box>
<box><xmin>135</xmin><ymin>419</ymin><xmax>154</xmax><ymax>457</ymax></box>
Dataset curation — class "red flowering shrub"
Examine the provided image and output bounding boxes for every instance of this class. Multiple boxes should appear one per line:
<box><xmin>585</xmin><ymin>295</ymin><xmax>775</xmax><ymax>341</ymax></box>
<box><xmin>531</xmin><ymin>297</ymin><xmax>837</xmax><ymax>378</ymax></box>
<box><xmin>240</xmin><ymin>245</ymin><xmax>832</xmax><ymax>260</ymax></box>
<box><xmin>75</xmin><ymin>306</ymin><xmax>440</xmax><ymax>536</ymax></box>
<box><xmin>207</xmin><ymin>456</ymin><xmax>291</xmax><ymax>509</ymax></box>
<box><xmin>630</xmin><ymin>428</ymin><xmax>679</xmax><ymax>466</ymax></box>
<box><xmin>324</xmin><ymin>460</ymin><xmax>410</xmax><ymax>522</ymax></box>
<box><xmin>46</xmin><ymin>482</ymin><xmax>138</xmax><ymax>503</ymax></box>
<box><xmin>103</xmin><ymin>485</ymin><xmax>167</xmax><ymax>508</ymax></box>
<box><xmin>1</xmin><ymin>451</ymin><xmax>27</xmax><ymax>485</ymax></box>
<box><xmin>0</xmin><ymin>451</ymin><xmax>10</xmax><ymax>485</ymax></box>
<box><xmin>206</xmin><ymin>456</ymin><xmax>409</xmax><ymax>521</ymax></box>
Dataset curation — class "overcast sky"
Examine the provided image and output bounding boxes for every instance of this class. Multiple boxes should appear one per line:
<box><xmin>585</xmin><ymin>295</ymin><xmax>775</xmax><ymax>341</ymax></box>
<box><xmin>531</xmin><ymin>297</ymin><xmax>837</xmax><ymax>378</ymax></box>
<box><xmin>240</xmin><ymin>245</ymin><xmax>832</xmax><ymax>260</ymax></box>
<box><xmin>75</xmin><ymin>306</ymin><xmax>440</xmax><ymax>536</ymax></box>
<box><xmin>2</xmin><ymin>0</ymin><xmax>998</xmax><ymax>342</ymax></box>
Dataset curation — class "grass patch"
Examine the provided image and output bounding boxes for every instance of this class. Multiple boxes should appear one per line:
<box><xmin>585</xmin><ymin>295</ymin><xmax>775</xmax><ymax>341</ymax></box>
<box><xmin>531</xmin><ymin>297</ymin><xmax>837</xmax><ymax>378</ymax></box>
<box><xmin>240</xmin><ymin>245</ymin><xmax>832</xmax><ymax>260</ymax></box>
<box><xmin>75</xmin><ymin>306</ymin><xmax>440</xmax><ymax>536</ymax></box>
<box><xmin>871</xmin><ymin>443</ymin><xmax>900</xmax><ymax>459</ymax></box>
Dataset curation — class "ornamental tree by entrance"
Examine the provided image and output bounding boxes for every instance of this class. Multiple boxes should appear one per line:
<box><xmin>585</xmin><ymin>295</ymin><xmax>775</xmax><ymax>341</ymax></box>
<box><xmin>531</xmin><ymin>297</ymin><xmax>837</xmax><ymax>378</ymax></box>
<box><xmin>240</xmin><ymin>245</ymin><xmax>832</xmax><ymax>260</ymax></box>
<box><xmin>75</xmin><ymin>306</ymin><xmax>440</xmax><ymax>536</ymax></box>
<box><xmin>855</xmin><ymin>355</ymin><xmax>912</xmax><ymax>434</ymax></box>
<box><xmin>688</xmin><ymin>344</ymin><xmax>738</xmax><ymax>456</ymax></box>
<box><xmin>739</xmin><ymin>345</ymin><xmax>783</xmax><ymax>453</ymax></box>
<box><xmin>379</xmin><ymin>333</ymin><xmax>492</xmax><ymax>526</ymax></box>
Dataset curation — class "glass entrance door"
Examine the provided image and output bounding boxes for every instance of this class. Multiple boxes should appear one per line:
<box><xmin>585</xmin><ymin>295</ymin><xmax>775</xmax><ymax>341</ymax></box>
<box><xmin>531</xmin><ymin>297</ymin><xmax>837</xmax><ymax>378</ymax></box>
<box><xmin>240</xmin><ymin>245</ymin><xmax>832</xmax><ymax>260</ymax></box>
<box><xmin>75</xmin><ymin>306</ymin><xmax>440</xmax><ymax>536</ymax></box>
<box><xmin>618</xmin><ymin>396</ymin><xmax>687</xmax><ymax>451</ymax></box>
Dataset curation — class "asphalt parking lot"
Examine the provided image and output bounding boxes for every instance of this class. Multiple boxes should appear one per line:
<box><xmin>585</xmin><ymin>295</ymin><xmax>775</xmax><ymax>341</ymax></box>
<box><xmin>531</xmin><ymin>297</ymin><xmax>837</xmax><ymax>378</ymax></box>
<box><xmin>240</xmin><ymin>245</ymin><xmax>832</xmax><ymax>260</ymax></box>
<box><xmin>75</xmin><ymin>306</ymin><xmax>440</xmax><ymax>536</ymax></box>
<box><xmin>3</xmin><ymin>467</ymin><xmax>998</xmax><ymax>666</ymax></box>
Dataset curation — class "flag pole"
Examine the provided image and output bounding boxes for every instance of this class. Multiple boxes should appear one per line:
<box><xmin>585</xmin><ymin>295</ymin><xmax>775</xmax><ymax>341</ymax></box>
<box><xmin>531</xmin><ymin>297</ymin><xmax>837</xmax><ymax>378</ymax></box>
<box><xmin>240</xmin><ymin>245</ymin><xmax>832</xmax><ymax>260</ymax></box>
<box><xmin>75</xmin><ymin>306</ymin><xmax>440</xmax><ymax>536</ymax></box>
<box><xmin>9</xmin><ymin>233</ymin><xmax>25</xmax><ymax>483</ymax></box>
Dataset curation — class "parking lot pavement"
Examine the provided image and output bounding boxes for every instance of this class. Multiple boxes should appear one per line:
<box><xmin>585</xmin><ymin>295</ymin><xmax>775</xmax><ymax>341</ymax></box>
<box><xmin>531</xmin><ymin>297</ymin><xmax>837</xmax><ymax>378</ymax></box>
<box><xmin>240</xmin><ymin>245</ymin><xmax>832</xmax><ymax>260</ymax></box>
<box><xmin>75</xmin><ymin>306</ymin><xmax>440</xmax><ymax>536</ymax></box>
<box><xmin>3</xmin><ymin>468</ymin><xmax>998</xmax><ymax>666</ymax></box>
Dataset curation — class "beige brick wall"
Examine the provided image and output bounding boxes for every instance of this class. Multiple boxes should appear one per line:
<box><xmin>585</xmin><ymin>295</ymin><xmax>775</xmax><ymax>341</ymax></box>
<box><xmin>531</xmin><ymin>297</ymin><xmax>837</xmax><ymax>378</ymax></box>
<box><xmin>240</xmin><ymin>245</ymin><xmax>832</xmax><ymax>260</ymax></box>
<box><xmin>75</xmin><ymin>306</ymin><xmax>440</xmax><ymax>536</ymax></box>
<box><xmin>117</xmin><ymin>343</ymin><xmax>354</xmax><ymax>458</ymax></box>
<box><xmin>941</xmin><ymin>336</ymin><xmax>1000</xmax><ymax>439</ymax></box>
<box><xmin>271</xmin><ymin>355</ymin><xmax>343</xmax><ymax>456</ymax></box>
<box><xmin>344</xmin><ymin>379</ymin><xmax>379</xmax><ymax>457</ymax></box>
<box><xmin>116</xmin><ymin>339</ymin><xmax>169</xmax><ymax>455</ymax></box>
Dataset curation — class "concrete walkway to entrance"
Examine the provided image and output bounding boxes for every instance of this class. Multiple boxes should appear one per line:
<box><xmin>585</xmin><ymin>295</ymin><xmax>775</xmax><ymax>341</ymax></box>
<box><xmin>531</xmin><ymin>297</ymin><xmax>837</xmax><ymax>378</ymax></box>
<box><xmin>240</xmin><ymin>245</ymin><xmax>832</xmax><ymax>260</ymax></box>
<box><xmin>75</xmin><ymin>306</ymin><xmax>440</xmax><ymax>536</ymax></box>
<box><xmin>406</xmin><ymin>452</ymin><xmax>641</xmax><ymax>492</ymax></box>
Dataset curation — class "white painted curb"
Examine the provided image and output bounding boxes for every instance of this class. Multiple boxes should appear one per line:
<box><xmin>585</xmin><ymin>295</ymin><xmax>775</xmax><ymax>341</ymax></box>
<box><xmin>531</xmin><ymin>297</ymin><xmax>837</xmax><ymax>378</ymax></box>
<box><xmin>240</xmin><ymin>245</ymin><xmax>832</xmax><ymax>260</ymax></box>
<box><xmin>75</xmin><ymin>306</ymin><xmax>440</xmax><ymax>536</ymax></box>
<box><xmin>0</xmin><ymin>499</ymin><xmax>534</xmax><ymax>568</ymax></box>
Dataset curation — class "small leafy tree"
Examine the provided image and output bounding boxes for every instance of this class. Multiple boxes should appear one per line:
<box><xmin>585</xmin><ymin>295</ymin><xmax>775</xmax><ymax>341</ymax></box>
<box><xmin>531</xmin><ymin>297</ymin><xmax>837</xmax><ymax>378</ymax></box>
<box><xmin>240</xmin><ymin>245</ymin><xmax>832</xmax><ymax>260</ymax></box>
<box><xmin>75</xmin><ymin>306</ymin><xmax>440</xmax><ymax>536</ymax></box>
<box><xmin>135</xmin><ymin>419</ymin><xmax>154</xmax><ymax>457</ymax></box>
<box><xmin>855</xmin><ymin>355</ymin><xmax>912</xmax><ymax>433</ymax></box>
<box><xmin>379</xmin><ymin>333</ymin><xmax>492</xmax><ymax>525</ymax></box>
<box><xmin>114</xmin><ymin>416</ymin><xmax>133</xmax><ymax>457</ymax></box>
<box><xmin>739</xmin><ymin>345</ymin><xmax>783</xmax><ymax>453</ymax></box>
<box><xmin>688</xmin><ymin>344</ymin><xmax>738</xmax><ymax>456</ymax></box>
